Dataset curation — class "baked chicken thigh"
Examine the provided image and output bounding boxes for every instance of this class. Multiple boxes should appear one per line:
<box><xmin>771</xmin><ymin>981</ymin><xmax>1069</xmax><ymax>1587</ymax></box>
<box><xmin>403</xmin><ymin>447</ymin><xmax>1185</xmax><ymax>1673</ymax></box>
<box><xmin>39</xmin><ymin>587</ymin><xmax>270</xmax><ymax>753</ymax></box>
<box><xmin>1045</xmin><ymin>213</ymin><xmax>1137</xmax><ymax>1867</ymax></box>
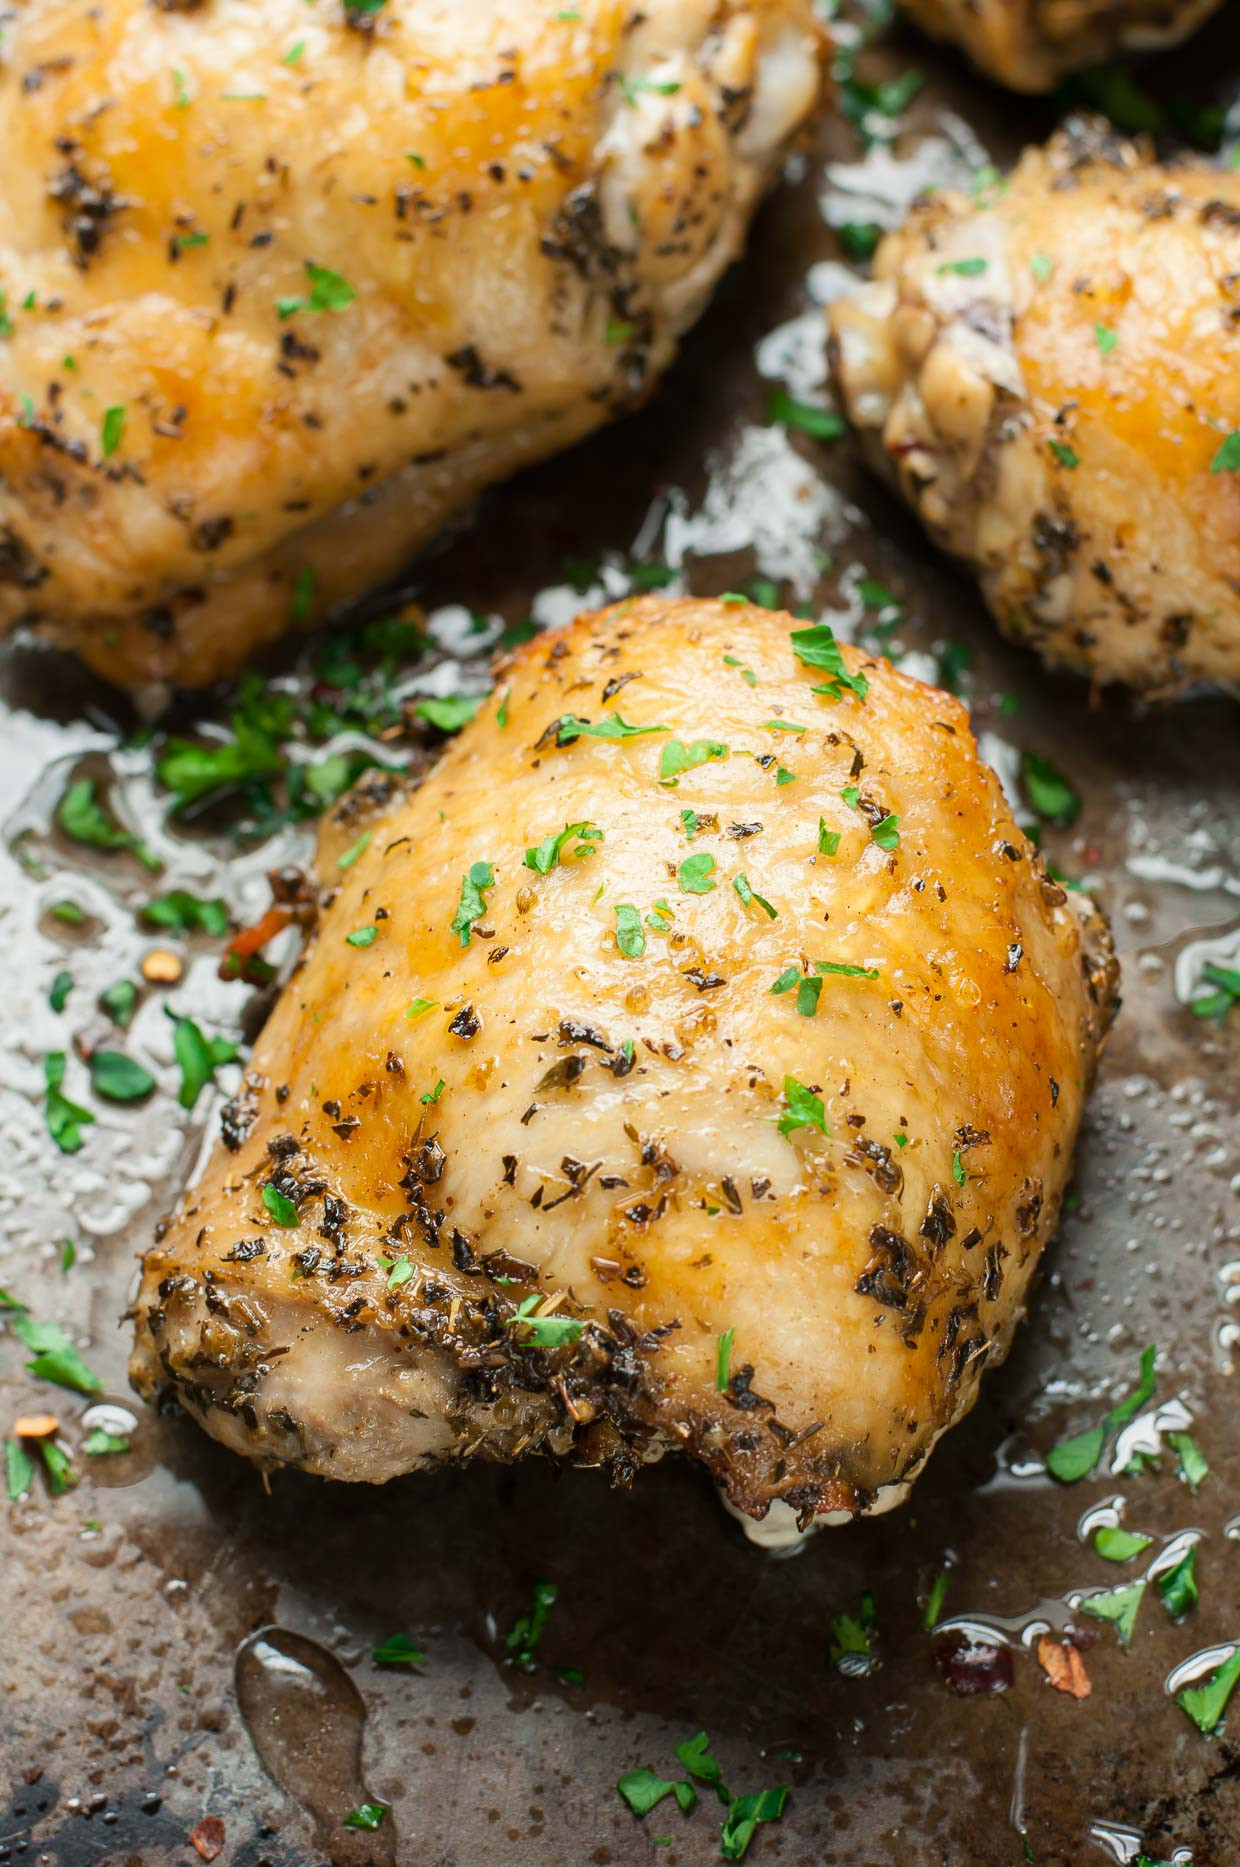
<box><xmin>828</xmin><ymin>122</ymin><xmax>1240</xmax><ymax>696</ymax></box>
<box><xmin>131</xmin><ymin>597</ymin><xmax>1118</xmax><ymax>1526</ymax></box>
<box><xmin>0</xmin><ymin>0</ymin><xmax>823</xmax><ymax>690</ymax></box>
<box><xmin>897</xmin><ymin>0</ymin><xmax>1225</xmax><ymax>91</ymax></box>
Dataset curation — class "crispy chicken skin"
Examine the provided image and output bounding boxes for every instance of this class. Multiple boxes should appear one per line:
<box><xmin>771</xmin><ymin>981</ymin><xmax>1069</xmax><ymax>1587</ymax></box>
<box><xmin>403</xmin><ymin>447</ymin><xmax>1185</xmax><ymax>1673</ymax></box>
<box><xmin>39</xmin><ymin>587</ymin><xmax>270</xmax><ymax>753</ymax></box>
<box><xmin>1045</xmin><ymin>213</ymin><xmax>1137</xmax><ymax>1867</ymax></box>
<box><xmin>0</xmin><ymin>0</ymin><xmax>823</xmax><ymax>690</ymax></box>
<box><xmin>898</xmin><ymin>0</ymin><xmax>1225</xmax><ymax>91</ymax></box>
<box><xmin>828</xmin><ymin>122</ymin><xmax>1240</xmax><ymax>697</ymax></box>
<box><xmin>131</xmin><ymin>597</ymin><xmax>1118</xmax><ymax>1525</ymax></box>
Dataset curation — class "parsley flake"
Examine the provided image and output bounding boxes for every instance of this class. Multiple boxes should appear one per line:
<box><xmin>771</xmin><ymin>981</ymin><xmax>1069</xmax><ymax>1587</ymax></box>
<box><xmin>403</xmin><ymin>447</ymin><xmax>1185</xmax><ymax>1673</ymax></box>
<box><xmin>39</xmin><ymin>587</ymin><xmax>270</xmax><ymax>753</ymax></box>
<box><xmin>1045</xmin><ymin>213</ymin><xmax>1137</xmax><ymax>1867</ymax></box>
<box><xmin>450</xmin><ymin>860</ymin><xmax>495</xmax><ymax>947</ymax></box>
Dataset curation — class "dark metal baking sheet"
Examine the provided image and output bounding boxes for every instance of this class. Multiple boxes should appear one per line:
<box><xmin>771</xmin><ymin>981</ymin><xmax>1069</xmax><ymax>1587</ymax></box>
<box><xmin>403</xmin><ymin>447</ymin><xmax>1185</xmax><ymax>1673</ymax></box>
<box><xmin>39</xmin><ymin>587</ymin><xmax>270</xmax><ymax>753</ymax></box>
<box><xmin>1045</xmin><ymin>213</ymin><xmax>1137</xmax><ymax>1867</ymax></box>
<box><xmin>2</xmin><ymin>10</ymin><xmax>1239</xmax><ymax>1865</ymax></box>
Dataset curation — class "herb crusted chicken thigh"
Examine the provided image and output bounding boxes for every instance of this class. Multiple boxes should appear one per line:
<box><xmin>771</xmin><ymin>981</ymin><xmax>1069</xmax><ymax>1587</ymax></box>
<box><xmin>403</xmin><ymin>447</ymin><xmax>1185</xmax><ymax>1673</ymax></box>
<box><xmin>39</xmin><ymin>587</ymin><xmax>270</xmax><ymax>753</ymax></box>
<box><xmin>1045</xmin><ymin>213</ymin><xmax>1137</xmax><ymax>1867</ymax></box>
<box><xmin>828</xmin><ymin>122</ymin><xmax>1240</xmax><ymax>697</ymax></box>
<box><xmin>131</xmin><ymin>597</ymin><xmax>1118</xmax><ymax>1526</ymax></box>
<box><xmin>0</xmin><ymin>0</ymin><xmax>822</xmax><ymax>689</ymax></box>
<box><xmin>897</xmin><ymin>0</ymin><xmax>1225</xmax><ymax>91</ymax></box>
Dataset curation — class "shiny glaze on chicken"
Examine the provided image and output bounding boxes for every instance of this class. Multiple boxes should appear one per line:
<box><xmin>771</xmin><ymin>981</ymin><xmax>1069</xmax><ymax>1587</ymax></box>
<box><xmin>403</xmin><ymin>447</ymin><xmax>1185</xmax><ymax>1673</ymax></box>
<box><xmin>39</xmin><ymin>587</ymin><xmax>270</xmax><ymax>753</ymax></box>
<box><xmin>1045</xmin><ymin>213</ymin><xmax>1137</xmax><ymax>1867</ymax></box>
<box><xmin>131</xmin><ymin>596</ymin><xmax>1118</xmax><ymax>1525</ymax></box>
<box><xmin>828</xmin><ymin>120</ymin><xmax>1240</xmax><ymax>697</ymax></box>
<box><xmin>0</xmin><ymin>0</ymin><xmax>823</xmax><ymax>688</ymax></box>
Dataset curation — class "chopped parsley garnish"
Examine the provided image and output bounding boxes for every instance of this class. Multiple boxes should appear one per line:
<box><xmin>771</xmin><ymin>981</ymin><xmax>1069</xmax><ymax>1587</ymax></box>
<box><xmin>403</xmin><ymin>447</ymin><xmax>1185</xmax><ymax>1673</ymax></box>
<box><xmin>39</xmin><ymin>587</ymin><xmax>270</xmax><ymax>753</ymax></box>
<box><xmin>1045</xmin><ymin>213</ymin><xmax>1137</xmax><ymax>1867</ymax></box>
<box><xmin>676</xmin><ymin>1732</ymin><xmax>730</xmax><ymax>1804</ymax></box>
<box><xmin>1030</xmin><ymin>253</ymin><xmax>1053</xmax><ymax>282</ymax></box>
<box><xmin>1190</xmin><ymin>961</ymin><xmax>1240</xmax><ymax>1022</ymax></box>
<box><xmin>169</xmin><ymin>1012</ymin><xmax>238</xmax><ymax>1109</ymax></box>
<box><xmin>1177</xmin><ymin>1648</ymin><xmax>1240</xmax><ymax>1734</ymax></box>
<box><xmin>830</xmin><ymin>1590</ymin><xmax>877</xmax><ymax>1670</ymax></box>
<box><xmin>262</xmin><ymin>1183</ymin><xmax>299</xmax><ymax>1227</ymax></box>
<box><xmin>373</xmin><ymin>1633</ymin><xmax>428</xmax><ymax>1667</ymax></box>
<box><xmin>1080</xmin><ymin>1581</ymin><xmax>1145</xmax><ymax>1648</ymax></box>
<box><xmin>58</xmin><ymin>777</ymin><xmax>159</xmax><ymax>871</ymax></box>
<box><xmin>342</xmin><ymin>1806</ymin><xmax>386</xmax><ymax>1832</ymax></box>
<box><xmin>421</xmin><ymin>1079</ymin><xmax>445</xmax><ymax>1107</ymax></box>
<box><xmin>1094</xmin><ymin>1526</ymin><xmax>1151</xmax><ymax>1562</ymax></box>
<box><xmin>380</xmin><ymin>1255</ymin><xmax>414</xmax><ymax>1290</ymax></box>
<box><xmin>817</xmin><ymin>961</ymin><xmax>878</xmax><ymax>979</ymax></box>
<box><xmin>817</xmin><ymin>820</ymin><xmax>840</xmax><ymax>856</ymax></box>
<box><xmin>774</xmin><ymin>766</ymin><xmax>796</xmax><ymax>787</ymax></box>
<box><xmin>507</xmin><ymin>1297</ymin><xmax>585</xmax><ymax>1349</ymax></box>
<box><xmin>723</xmin><ymin>655</ymin><xmax>758</xmax><ymax>687</ymax></box>
<box><xmin>505</xmin><ymin>1579</ymin><xmax>558</xmax><ymax>1667</ymax></box>
<box><xmin>1157</xmin><ymin>1547</ymin><xmax>1198</xmax><ymax>1618</ymax></box>
<box><xmin>450</xmin><ymin>860</ymin><xmax>495</xmax><ymax>947</ymax></box>
<box><xmin>835</xmin><ymin>220</ymin><xmax>881</xmax><ymax>260</ymax></box>
<box><xmin>606</xmin><ymin>315</ymin><xmax>637</xmax><ymax>345</ymax></box>
<box><xmin>12</xmin><ymin>1313</ymin><xmax>102</xmax><ymax>1395</ymax></box>
<box><xmin>346</xmin><ymin>925</ymin><xmax>378</xmax><ymax>947</ymax></box>
<box><xmin>777</xmin><ymin>1075</ymin><xmax>828</xmax><ymax>1137</ymax></box>
<box><xmin>951</xmin><ymin>1147</ymin><xmax>967</xmax><ymax>1187</ymax></box>
<box><xmin>645</xmin><ymin>900</ymin><xmax>674</xmax><ymax>932</ymax></box>
<box><xmin>44</xmin><ymin>1052</ymin><xmax>94</xmax><ymax>1153</ymax></box>
<box><xmin>277</xmin><ymin>260</ymin><xmax>357</xmax><ymax>319</ymax></box>
<box><xmin>1095</xmin><ymin>322</ymin><xmax>1118</xmax><ymax>357</ymax></box>
<box><xmin>619</xmin><ymin>73</ymin><xmax>682</xmax><ymax>105</ymax></box>
<box><xmin>790</xmin><ymin>622</ymin><xmax>868</xmax><ymax>701</ymax></box>
<box><xmin>935</xmin><ymin>257</ymin><xmax>988</xmax><ymax>277</ymax></box>
<box><xmin>617</xmin><ymin>1769</ymin><xmax>697</xmax><ymax>1817</ymax></box>
<box><xmin>554</xmin><ymin>712</ymin><xmax>668</xmax><ymax>745</ymax></box>
<box><xmin>89</xmin><ymin>1051</ymin><xmax>156</xmax><ymax>1103</ymax></box>
<box><xmin>871</xmin><ymin>812</ymin><xmax>900</xmax><ymax>851</ymax></box>
<box><xmin>678</xmin><ymin>853</ymin><xmax>716</xmax><ymax>895</ymax></box>
<box><xmin>721</xmin><ymin>1785</ymin><xmax>788</xmax><ymax>1859</ymax></box>
<box><xmin>1020</xmin><ymin>751</ymin><xmax>1081</xmax><ymax>827</ymax></box>
<box><xmin>614</xmin><ymin>904</ymin><xmax>646</xmax><ymax>959</ymax></box>
<box><xmin>733</xmin><ymin>874</ymin><xmax>776</xmax><ymax>919</ymax></box>
<box><xmin>768</xmin><ymin>387</ymin><xmax>847</xmax><ymax>441</ymax></box>
<box><xmin>414</xmin><ymin>694</ymin><xmax>483</xmax><ymax>734</ymax></box>
<box><xmin>1045</xmin><ymin>1343</ymin><xmax>1156</xmax><ymax>1483</ymax></box>
<box><xmin>406</xmin><ymin>997</ymin><xmax>438</xmax><ymax>1020</ymax></box>
<box><xmin>101</xmin><ymin>405</ymin><xmax>126</xmax><ymax>458</ymax></box>
<box><xmin>338</xmin><ymin>830</ymin><xmax>373</xmax><ymax>871</ymax></box>
<box><xmin>5</xmin><ymin>1438</ymin><xmax>34</xmax><ymax>1501</ymax></box>
<box><xmin>140</xmin><ymin>890</ymin><xmax>230</xmax><ymax>936</ymax></box>
<box><xmin>715</xmin><ymin>1328</ymin><xmax>734</xmax><ymax>1392</ymax></box>
<box><xmin>83</xmin><ymin>1428</ymin><xmax>131</xmax><ymax>1456</ymax></box>
<box><xmin>1048</xmin><ymin>439</ymin><xmax>1080</xmax><ymax>470</ymax></box>
<box><xmin>524</xmin><ymin>821</ymin><xmax>602</xmax><ymax>874</ymax></box>
<box><xmin>761</xmin><ymin>719</ymin><xmax>806</xmax><ymax>734</ymax></box>
<box><xmin>680</xmin><ymin>808</ymin><xmax>701</xmax><ymax>839</ymax></box>
<box><xmin>1209</xmin><ymin>430</ymin><xmax>1240</xmax><ymax>474</ymax></box>
<box><xmin>660</xmin><ymin>738</ymin><xmax>728</xmax><ymax>784</ymax></box>
<box><xmin>49</xmin><ymin>971</ymin><xmax>72</xmax><ymax>1013</ymax></box>
<box><xmin>1168</xmin><ymin>1431</ymin><xmax>1209</xmax><ymax>1492</ymax></box>
<box><xmin>922</xmin><ymin>1569</ymin><xmax>950</xmax><ymax>1630</ymax></box>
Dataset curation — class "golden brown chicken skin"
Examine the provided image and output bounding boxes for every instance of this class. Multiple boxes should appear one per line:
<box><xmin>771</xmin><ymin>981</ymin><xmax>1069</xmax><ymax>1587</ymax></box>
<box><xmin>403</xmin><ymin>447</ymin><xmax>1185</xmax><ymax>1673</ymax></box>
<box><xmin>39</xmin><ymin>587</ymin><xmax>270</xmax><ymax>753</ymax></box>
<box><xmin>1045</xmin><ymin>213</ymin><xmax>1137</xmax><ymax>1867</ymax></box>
<box><xmin>898</xmin><ymin>0</ymin><xmax>1225</xmax><ymax>91</ymax></box>
<box><xmin>0</xmin><ymin>0</ymin><xmax>823</xmax><ymax>689</ymax></box>
<box><xmin>828</xmin><ymin>121</ymin><xmax>1240</xmax><ymax>697</ymax></box>
<box><xmin>131</xmin><ymin>597</ymin><xmax>1118</xmax><ymax>1526</ymax></box>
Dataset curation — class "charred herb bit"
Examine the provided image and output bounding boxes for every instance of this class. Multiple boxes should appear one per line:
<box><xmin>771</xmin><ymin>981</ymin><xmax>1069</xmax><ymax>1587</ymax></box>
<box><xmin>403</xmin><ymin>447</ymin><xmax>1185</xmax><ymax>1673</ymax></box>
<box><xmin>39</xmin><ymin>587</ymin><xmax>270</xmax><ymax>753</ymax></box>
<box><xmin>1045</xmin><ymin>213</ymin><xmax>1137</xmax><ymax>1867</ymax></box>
<box><xmin>1020</xmin><ymin>751</ymin><xmax>1081</xmax><ymax>827</ymax></box>
<box><xmin>777</xmin><ymin>1075</ymin><xmax>828</xmax><ymax>1138</ymax></box>
<box><xmin>871</xmin><ymin>813</ymin><xmax>900</xmax><ymax>852</ymax></box>
<box><xmin>49</xmin><ymin>970</ymin><xmax>73</xmax><ymax>1013</ymax></box>
<box><xmin>1080</xmin><ymin>1581</ymin><xmax>1145</xmax><ymax>1648</ymax></box>
<box><xmin>141</xmin><ymin>891</ymin><xmax>230</xmax><ymax>937</ymax></box>
<box><xmin>524</xmin><ymin>821</ymin><xmax>603</xmax><ymax>874</ymax></box>
<box><xmin>1210</xmin><ymin>431</ymin><xmax>1240</xmax><ymax>474</ymax></box>
<box><xmin>168</xmin><ymin>1011</ymin><xmax>239</xmax><ymax>1110</ymax></box>
<box><xmin>44</xmin><ymin>1051</ymin><xmax>95</xmax><ymax>1153</ymax></box>
<box><xmin>261</xmin><ymin>1183</ymin><xmax>299</xmax><ymax>1227</ymax></box>
<box><xmin>678</xmin><ymin>853</ymin><xmax>716</xmax><ymax>896</ymax></box>
<box><xmin>58</xmin><ymin>777</ymin><xmax>160</xmax><ymax>871</ymax></box>
<box><xmin>346</xmin><ymin>925</ymin><xmax>378</xmax><ymax>948</ymax></box>
<box><xmin>830</xmin><ymin>1590</ymin><xmax>878</xmax><ymax>1671</ymax></box>
<box><xmin>715</xmin><ymin>1328</ymin><xmax>734</xmax><ymax>1392</ymax></box>
<box><xmin>733</xmin><ymin>874</ymin><xmax>776</xmax><ymax>919</ymax></box>
<box><xmin>1176</xmin><ymin>1646</ymin><xmax>1240</xmax><ymax>1733</ymax></box>
<box><xmin>552</xmin><ymin>712</ymin><xmax>669</xmax><ymax>746</ymax></box>
<box><xmin>1190</xmin><ymin>961</ymin><xmax>1240</xmax><ymax>1023</ymax></box>
<box><xmin>617</xmin><ymin>1769</ymin><xmax>697</xmax><ymax>1818</ymax></box>
<box><xmin>1157</xmin><ymin>1547</ymin><xmax>1198</xmax><ymax>1619</ymax></box>
<box><xmin>507</xmin><ymin>1296</ymin><xmax>584</xmax><ymax>1349</ymax></box>
<box><xmin>614</xmin><ymin>904</ymin><xmax>646</xmax><ymax>959</ymax></box>
<box><xmin>342</xmin><ymin>1806</ymin><xmax>386</xmax><ymax>1832</ymax></box>
<box><xmin>505</xmin><ymin>1579</ymin><xmax>558</xmax><ymax>1668</ymax></box>
<box><xmin>768</xmin><ymin>387</ymin><xmax>847</xmax><ymax>441</ymax></box>
<box><xmin>89</xmin><ymin>1050</ymin><xmax>156</xmax><ymax>1103</ymax></box>
<box><xmin>790</xmin><ymin>623</ymin><xmax>868</xmax><ymax>702</ymax></box>
<box><xmin>720</xmin><ymin>1785</ymin><xmax>789</xmax><ymax>1861</ymax></box>
<box><xmin>373</xmin><ymin>1632</ymin><xmax>428</xmax><ymax>1668</ymax></box>
<box><xmin>13</xmin><ymin>1314</ymin><xmax>102</xmax><ymax>1395</ymax></box>
<box><xmin>1094</xmin><ymin>1526</ymin><xmax>1151</xmax><ymax>1562</ymax></box>
<box><xmin>1168</xmin><ymin>1431</ymin><xmax>1209</xmax><ymax>1493</ymax></box>
<box><xmin>1045</xmin><ymin>1343</ymin><xmax>1156</xmax><ymax>1484</ymax></box>
<box><xmin>659</xmin><ymin>738</ymin><xmax>728</xmax><ymax>785</ymax></box>
<box><xmin>450</xmin><ymin>860</ymin><xmax>495</xmax><ymax>948</ymax></box>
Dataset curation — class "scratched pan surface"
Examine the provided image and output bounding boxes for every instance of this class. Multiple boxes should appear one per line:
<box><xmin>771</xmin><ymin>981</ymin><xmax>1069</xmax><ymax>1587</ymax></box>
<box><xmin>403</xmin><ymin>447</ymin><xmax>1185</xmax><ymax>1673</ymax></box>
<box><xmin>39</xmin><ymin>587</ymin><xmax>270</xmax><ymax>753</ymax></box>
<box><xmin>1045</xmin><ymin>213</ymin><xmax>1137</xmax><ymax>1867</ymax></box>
<box><xmin>2</xmin><ymin>12</ymin><xmax>1239</xmax><ymax>1867</ymax></box>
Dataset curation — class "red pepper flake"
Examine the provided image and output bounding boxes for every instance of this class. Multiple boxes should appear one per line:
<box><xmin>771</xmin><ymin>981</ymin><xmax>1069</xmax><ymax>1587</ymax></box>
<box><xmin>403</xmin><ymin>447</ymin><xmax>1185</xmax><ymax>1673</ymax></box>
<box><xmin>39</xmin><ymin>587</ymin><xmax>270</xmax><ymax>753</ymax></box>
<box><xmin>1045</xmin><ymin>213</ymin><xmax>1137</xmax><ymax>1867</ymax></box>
<box><xmin>189</xmin><ymin>1816</ymin><xmax>226</xmax><ymax>1862</ymax></box>
<box><xmin>934</xmin><ymin>1631</ymin><xmax>1014</xmax><ymax>1695</ymax></box>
